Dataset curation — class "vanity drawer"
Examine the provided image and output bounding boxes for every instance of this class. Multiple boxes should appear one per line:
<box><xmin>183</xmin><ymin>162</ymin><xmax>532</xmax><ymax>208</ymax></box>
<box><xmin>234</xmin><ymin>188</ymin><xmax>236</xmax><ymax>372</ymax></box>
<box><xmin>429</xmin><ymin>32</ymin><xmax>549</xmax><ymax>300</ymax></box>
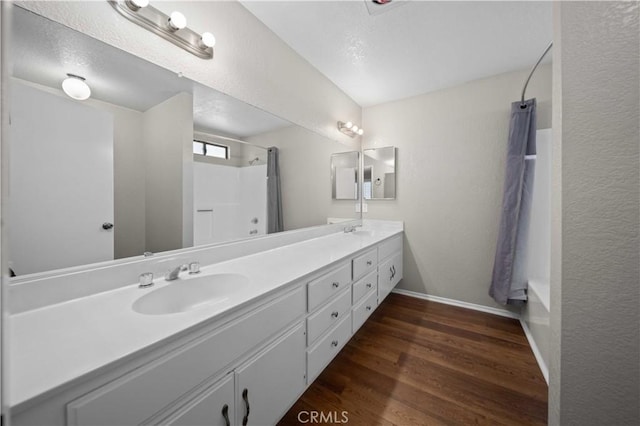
<box><xmin>352</xmin><ymin>248</ymin><xmax>377</xmax><ymax>280</ymax></box>
<box><xmin>307</xmin><ymin>313</ymin><xmax>352</xmax><ymax>384</ymax></box>
<box><xmin>352</xmin><ymin>269</ymin><xmax>377</xmax><ymax>305</ymax></box>
<box><xmin>352</xmin><ymin>288</ymin><xmax>378</xmax><ymax>334</ymax></box>
<box><xmin>66</xmin><ymin>286</ymin><xmax>305</xmax><ymax>426</ymax></box>
<box><xmin>308</xmin><ymin>262</ymin><xmax>351</xmax><ymax>312</ymax></box>
<box><xmin>378</xmin><ymin>235</ymin><xmax>403</xmax><ymax>262</ymax></box>
<box><xmin>306</xmin><ymin>287</ymin><xmax>351</xmax><ymax>345</ymax></box>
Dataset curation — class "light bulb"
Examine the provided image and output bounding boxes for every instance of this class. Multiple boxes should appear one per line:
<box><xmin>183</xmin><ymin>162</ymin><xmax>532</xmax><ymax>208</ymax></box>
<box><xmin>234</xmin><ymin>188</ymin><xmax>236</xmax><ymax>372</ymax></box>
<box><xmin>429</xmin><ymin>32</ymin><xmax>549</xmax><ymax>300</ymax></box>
<box><xmin>168</xmin><ymin>11</ymin><xmax>187</xmax><ymax>30</ymax></box>
<box><xmin>345</xmin><ymin>121</ymin><xmax>353</xmax><ymax>129</ymax></box>
<box><xmin>125</xmin><ymin>0</ymin><xmax>149</xmax><ymax>10</ymax></box>
<box><xmin>62</xmin><ymin>74</ymin><xmax>91</xmax><ymax>100</ymax></box>
<box><xmin>352</xmin><ymin>125</ymin><xmax>359</xmax><ymax>133</ymax></box>
<box><xmin>200</xmin><ymin>32</ymin><xmax>216</xmax><ymax>48</ymax></box>
<box><xmin>357</xmin><ymin>128</ymin><xmax>364</xmax><ymax>135</ymax></box>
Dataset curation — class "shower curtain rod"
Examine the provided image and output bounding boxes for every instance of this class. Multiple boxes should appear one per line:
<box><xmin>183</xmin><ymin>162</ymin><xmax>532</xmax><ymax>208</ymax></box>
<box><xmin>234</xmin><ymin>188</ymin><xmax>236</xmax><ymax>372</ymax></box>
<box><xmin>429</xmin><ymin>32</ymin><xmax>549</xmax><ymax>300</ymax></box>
<box><xmin>521</xmin><ymin>41</ymin><xmax>553</xmax><ymax>105</ymax></box>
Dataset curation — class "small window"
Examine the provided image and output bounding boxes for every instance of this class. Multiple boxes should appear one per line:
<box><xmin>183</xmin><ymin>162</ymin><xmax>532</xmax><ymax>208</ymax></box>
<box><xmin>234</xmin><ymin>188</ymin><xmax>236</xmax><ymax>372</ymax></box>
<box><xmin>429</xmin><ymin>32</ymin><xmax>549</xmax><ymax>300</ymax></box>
<box><xmin>193</xmin><ymin>140</ymin><xmax>229</xmax><ymax>159</ymax></box>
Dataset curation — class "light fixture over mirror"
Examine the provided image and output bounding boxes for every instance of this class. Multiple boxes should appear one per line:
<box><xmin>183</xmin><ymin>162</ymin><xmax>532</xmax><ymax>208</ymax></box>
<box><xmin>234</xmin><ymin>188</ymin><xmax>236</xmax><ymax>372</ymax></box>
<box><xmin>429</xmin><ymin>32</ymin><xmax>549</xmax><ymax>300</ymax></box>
<box><xmin>110</xmin><ymin>0</ymin><xmax>215</xmax><ymax>59</ymax></box>
<box><xmin>338</xmin><ymin>120</ymin><xmax>364</xmax><ymax>137</ymax></box>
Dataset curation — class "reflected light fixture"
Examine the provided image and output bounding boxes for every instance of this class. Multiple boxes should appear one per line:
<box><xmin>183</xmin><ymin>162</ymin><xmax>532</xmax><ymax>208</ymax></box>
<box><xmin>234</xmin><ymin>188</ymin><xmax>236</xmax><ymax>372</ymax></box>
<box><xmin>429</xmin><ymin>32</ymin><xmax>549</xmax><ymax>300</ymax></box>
<box><xmin>110</xmin><ymin>0</ymin><xmax>215</xmax><ymax>59</ymax></box>
<box><xmin>62</xmin><ymin>74</ymin><xmax>91</xmax><ymax>100</ymax></box>
<box><xmin>338</xmin><ymin>121</ymin><xmax>364</xmax><ymax>137</ymax></box>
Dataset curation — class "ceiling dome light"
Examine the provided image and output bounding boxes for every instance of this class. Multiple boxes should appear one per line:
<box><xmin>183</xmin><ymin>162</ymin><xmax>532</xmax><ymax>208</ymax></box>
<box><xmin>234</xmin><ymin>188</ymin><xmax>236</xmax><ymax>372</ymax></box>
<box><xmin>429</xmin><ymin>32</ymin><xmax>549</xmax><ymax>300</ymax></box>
<box><xmin>62</xmin><ymin>74</ymin><xmax>91</xmax><ymax>100</ymax></box>
<box><xmin>168</xmin><ymin>11</ymin><xmax>187</xmax><ymax>31</ymax></box>
<box><xmin>200</xmin><ymin>32</ymin><xmax>216</xmax><ymax>48</ymax></box>
<box><xmin>125</xmin><ymin>0</ymin><xmax>149</xmax><ymax>10</ymax></box>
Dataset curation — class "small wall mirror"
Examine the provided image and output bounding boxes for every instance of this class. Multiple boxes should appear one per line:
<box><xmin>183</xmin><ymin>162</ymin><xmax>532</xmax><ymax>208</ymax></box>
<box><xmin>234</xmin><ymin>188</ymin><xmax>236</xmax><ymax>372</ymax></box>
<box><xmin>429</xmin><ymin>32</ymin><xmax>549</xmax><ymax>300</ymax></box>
<box><xmin>363</xmin><ymin>146</ymin><xmax>396</xmax><ymax>200</ymax></box>
<box><xmin>331</xmin><ymin>151</ymin><xmax>360</xmax><ymax>200</ymax></box>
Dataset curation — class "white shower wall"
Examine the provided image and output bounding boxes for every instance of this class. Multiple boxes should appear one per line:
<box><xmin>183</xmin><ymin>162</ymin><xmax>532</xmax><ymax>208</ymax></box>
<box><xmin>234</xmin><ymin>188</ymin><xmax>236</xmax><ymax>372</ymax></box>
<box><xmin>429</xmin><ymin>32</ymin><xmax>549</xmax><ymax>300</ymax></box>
<box><xmin>193</xmin><ymin>162</ymin><xmax>267</xmax><ymax>245</ymax></box>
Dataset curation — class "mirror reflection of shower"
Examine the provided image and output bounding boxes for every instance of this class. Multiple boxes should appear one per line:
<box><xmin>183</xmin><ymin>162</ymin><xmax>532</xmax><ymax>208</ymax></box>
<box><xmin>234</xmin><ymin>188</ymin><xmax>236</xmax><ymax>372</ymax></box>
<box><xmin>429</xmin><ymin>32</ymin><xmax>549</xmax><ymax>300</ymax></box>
<box><xmin>193</xmin><ymin>133</ymin><xmax>268</xmax><ymax>246</ymax></box>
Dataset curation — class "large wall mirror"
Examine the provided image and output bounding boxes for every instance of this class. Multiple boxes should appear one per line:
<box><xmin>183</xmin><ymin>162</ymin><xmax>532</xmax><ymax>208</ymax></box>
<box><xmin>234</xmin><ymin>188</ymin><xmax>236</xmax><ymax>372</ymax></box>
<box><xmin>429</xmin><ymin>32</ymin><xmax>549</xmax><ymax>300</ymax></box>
<box><xmin>8</xmin><ymin>5</ymin><xmax>358</xmax><ymax>277</ymax></box>
<box><xmin>363</xmin><ymin>147</ymin><xmax>396</xmax><ymax>200</ymax></box>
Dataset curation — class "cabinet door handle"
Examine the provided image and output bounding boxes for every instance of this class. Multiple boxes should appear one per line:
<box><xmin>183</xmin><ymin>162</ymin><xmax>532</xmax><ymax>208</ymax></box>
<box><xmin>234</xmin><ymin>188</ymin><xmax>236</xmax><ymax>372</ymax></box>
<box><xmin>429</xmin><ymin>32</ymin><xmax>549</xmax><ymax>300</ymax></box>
<box><xmin>332</xmin><ymin>281</ymin><xmax>340</xmax><ymax>288</ymax></box>
<box><xmin>242</xmin><ymin>388</ymin><xmax>250</xmax><ymax>426</ymax></box>
<box><xmin>390</xmin><ymin>266</ymin><xmax>395</xmax><ymax>280</ymax></box>
<box><xmin>331</xmin><ymin>311</ymin><xmax>339</xmax><ymax>318</ymax></box>
<box><xmin>366</xmin><ymin>260</ymin><xmax>372</xmax><ymax>266</ymax></box>
<box><xmin>222</xmin><ymin>404</ymin><xmax>230</xmax><ymax>426</ymax></box>
<box><xmin>331</xmin><ymin>340</ymin><xmax>339</xmax><ymax>347</ymax></box>
<box><xmin>366</xmin><ymin>283</ymin><xmax>372</xmax><ymax>288</ymax></box>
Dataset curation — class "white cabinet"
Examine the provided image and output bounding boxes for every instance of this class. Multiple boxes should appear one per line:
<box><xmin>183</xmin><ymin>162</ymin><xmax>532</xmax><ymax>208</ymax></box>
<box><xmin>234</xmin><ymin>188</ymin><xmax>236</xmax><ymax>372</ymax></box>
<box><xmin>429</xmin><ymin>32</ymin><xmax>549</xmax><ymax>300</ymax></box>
<box><xmin>235</xmin><ymin>323</ymin><xmax>306</xmax><ymax>426</ymax></box>
<box><xmin>378</xmin><ymin>252</ymin><xmax>403</xmax><ymax>302</ymax></box>
<box><xmin>306</xmin><ymin>314</ymin><xmax>352</xmax><ymax>384</ymax></box>
<box><xmin>160</xmin><ymin>374</ymin><xmax>235</xmax><ymax>426</ymax></box>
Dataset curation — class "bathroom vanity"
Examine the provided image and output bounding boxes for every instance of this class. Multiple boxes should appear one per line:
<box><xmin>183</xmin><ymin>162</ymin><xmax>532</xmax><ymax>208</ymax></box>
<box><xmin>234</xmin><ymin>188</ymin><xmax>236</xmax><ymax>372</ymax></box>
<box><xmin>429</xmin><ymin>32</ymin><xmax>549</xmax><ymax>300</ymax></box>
<box><xmin>9</xmin><ymin>221</ymin><xmax>403</xmax><ymax>426</ymax></box>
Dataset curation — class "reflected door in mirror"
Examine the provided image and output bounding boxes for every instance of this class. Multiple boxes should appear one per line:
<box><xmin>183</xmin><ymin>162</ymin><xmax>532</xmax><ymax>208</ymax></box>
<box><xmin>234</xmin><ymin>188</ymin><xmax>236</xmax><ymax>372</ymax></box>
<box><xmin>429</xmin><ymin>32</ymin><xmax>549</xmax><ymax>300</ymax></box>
<box><xmin>9</xmin><ymin>81</ymin><xmax>115</xmax><ymax>275</ymax></box>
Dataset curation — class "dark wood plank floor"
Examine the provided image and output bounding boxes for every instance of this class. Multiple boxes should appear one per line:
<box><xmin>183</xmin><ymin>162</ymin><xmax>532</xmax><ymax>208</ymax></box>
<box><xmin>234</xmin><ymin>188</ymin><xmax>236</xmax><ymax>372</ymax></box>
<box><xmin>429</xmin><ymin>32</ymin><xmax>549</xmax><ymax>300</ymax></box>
<box><xmin>279</xmin><ymin>293</ymin><xmax>548</xmax><ymax>426</ymax></box>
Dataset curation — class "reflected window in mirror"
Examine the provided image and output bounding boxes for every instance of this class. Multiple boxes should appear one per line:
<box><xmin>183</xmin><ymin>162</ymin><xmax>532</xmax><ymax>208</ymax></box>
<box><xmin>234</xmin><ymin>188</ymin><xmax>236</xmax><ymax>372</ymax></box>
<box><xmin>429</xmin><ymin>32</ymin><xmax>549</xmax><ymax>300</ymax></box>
<box><xmin>193</xmin><ymin>140</ymin><xmax>229</xmax><ymax>159</ymax></box>
<box><xmin>363</xmin><ymin>146</ymin><xmax>396</xmax><ymax>200</ymax></box>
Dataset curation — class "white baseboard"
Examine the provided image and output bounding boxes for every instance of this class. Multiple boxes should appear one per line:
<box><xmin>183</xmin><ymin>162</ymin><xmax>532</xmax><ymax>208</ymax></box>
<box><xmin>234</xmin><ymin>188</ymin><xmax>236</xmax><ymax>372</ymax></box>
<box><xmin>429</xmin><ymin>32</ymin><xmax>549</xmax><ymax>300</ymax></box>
<box><xmin>390</xmin><ymin>288</ymin><xmax>549</xmax><ymax>385</ymax></box>
<box><xmin>519</xmin><ymin>318</ymin><xmax>550</xmax><ymax>385</ymax></box>
<box><xmin>391</xmin><ymin>288</ymin><xmax>520</xmax><ymax>319</ymax></box>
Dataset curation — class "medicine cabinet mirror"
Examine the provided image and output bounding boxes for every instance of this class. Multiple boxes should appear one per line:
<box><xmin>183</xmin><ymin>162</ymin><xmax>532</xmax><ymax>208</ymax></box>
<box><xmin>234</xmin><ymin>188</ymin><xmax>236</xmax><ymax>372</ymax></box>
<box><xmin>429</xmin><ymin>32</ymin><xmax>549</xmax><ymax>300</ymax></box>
<box><xmin>331</xmin><ymin>152</ymin><xmax>360</xmax><ymax>200</ymax></box>
<box><xmin>363</xmin><ymin>146</ymin><xmax>396</xmax><ymax>200</ymax></box>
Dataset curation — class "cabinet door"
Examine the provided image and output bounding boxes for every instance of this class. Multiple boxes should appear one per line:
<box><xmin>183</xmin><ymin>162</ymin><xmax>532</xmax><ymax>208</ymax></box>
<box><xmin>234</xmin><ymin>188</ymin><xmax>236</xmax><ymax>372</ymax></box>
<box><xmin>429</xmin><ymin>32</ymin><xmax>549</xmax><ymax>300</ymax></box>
<box><xmin>235</xmin><ymin>323</ymin><xmax>306</xmax><ymax>426</ymax></box>
<box><xmin>378</xmin><ymin>252</ymin><xmax>403</xmax><ymax>302</ymax></box>
<box><xmin>163</xmin><ymin>374</ymin><xmax>235</xmax><ymax>426</ymax></box>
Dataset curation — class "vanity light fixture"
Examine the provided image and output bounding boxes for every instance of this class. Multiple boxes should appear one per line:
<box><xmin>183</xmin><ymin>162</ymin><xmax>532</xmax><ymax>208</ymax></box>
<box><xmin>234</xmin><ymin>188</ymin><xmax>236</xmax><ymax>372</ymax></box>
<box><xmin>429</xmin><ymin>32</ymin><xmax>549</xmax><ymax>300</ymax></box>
<box><xmin>337</xmin><ymin>121</ymin><xmax>364</xmax><ymax>137</ymax></box>
<box><xmin>62</xmin><ymin>74</ymin><xmax>91</xmax><ymax>100</ymax></box>
<box><xmin>109</xmin><ymin>0</ymin><xmax>215</xmax><ymax>59</ymax></box>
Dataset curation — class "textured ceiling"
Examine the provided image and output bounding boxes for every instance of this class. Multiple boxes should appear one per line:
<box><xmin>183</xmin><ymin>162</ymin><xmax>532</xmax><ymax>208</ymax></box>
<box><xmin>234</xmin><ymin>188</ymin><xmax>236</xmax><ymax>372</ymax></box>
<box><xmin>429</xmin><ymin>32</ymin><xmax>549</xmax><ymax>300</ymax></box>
<box><xmin>241</xmin><ymin>1</ymin><xmax>553</xmax><ymax>107</ymax></box>
<box><xmin>11</xmin><ymin>6</ymin><xmax>290</xmax><ymax>139</ymax></box>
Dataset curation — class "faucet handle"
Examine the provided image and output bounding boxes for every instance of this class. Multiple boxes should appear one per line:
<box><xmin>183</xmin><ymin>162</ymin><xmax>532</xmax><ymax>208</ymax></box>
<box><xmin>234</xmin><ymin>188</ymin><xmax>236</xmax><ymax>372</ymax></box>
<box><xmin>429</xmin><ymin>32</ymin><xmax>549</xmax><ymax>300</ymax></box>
<box><xmin>189</xmin><ymin>261</ymin><xmax>200</xmax><ymax>274</ymax></box>
<box><xmin>139</xmin><ymin>272</ymin><xmax>154</xmax><ymax>288</ymax></box>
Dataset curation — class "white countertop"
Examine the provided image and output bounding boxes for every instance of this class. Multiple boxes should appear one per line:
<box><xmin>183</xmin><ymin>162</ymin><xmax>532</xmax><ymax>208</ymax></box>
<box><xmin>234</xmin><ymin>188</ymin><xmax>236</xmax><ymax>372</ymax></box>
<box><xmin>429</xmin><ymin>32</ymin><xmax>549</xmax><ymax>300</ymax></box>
<box><xmin>9</xmin><ymin>222</ymin><xmax>402</xmax><ymax>408</ymax></box>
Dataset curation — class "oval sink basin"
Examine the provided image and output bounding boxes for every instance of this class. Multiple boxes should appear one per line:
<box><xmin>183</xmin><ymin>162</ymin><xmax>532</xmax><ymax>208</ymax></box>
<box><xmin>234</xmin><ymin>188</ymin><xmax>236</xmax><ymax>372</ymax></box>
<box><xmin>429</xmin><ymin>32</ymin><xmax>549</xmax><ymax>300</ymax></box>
<box><xmin>133</xmin><ymin>273</ymin><xmax>249</xmax><ymax>315</ymax></box>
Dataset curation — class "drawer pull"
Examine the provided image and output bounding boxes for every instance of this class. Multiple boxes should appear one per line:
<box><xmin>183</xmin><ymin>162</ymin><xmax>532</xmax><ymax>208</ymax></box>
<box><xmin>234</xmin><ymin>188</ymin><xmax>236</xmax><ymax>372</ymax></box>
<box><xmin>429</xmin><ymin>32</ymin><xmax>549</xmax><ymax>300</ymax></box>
<box><xmin>332</xmin><ymin>282</ymin><xmax>340</xmax><ymax>288</ymax></box>
<box><xmin>366</xmin><ymin>283</ymin><xmax>372</xmax><ymax>288</ymax></box>
<box><xmin>331</xmin><ymin>311</ymin><xmax>339</xmax><ymax>318</ymax></box>
<box><xmin>242</xmin><ymin>388</ymin><xmax>250</xmax><ymax>426</ymax></box>
<box><xmin>366</xmin><ymin>305</ymin><xmax>372</xmax><ymax>311</ymax></box>
<box><xmin>222</xmin><ymin>404</ymin><xmax>230</xmax><ymax>426</ymax></box>
<box><xmin>331</xmin><ymin>340</ymin><xmax>339</xmax><ymax>347</ymax></box>
<box><xmin>366</xmin><ymin>260</ymin><xmax>372</xmax><ymax>266</ymax></box>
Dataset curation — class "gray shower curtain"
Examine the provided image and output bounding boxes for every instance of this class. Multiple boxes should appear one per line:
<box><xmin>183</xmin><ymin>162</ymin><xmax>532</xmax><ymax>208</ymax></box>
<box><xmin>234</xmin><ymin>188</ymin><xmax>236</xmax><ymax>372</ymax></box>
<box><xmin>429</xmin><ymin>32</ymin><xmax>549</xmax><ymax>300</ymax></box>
<box><xmin>267</xmin><ymin>146</ymin><xmax>283</xmax><ymax>233</ymax></box>
<box><xmin>489</xmin><ymin>98</ymin><xmax>537</xmax><ymax>305</ymax></box>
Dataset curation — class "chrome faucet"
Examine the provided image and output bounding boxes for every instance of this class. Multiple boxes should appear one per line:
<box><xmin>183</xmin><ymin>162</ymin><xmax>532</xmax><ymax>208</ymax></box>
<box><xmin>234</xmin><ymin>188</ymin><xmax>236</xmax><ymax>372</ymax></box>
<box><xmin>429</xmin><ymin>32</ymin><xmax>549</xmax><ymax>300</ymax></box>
<box><xmin>343</xmin><ymin>224</ymin><xmax>362</xmax><ymax>233</ymax></box>
<box><xmin>165</xmin><ymin>264</ymin><xmax>188</xmax><ymax>281</ymax></box>
<box><xmin>165</xmin><ymin>261</ymin><xmax>201</xmax><ymax>281</ymax></box>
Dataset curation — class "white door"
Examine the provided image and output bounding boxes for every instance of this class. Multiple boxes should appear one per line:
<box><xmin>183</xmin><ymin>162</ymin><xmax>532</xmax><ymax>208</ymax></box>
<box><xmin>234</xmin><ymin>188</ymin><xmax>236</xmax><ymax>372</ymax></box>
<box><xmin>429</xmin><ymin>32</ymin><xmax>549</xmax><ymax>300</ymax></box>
<box><xmin>9</xmin><ymin>81</ymin><xmax>114</xmax><ymax>275</ymax></box>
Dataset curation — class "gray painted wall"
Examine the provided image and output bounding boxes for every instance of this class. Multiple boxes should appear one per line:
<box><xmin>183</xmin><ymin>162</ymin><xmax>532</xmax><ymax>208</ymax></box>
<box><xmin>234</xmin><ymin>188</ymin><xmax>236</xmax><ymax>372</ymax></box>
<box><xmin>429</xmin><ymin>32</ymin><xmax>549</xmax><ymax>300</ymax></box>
<box><xmin>362</xmin><ymin>65</ymin><xmax>552</xmax><ymax>312</ymax></box>
<box><xmin>550</xmin><ymin>2</ymin><xmax>640</xmax><ymax>424</ymax></box>
<box><xmin>143</xmin><ymin>92</ymin><xmax>194</xmax><ymax>253</ymax></box>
